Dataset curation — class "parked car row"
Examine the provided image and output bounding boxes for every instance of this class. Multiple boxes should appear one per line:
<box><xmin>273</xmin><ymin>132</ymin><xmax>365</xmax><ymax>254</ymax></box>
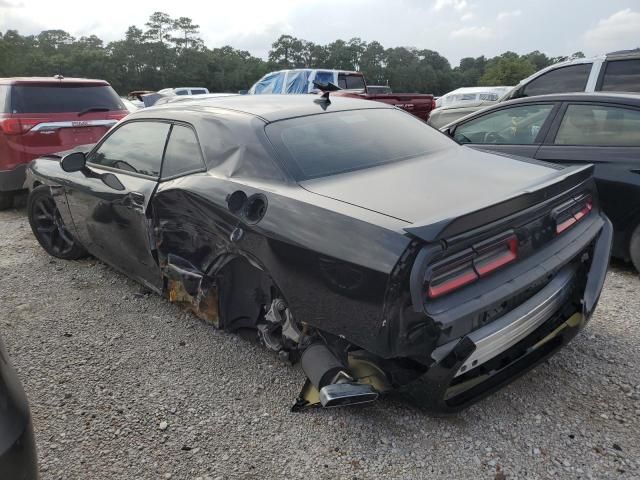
<box><xmin>429</xmin><ymin>48</ymin><xmax>640</xmax><ymax>127</ymax></box>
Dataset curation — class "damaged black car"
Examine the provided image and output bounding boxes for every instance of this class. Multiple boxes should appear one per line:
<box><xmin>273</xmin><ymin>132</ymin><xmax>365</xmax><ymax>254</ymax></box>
<box><xmin>25</xmin><ymin>95</ymin><xmax>612</xmax><ymax>412</ymax></box>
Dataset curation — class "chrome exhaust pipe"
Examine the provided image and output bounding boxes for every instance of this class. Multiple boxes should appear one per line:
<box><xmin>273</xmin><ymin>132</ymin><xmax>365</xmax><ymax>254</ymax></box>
<box><xmin>300</xmin><ymin>343</ymin><xmax>378</xmax><ymax>408</ymax></box>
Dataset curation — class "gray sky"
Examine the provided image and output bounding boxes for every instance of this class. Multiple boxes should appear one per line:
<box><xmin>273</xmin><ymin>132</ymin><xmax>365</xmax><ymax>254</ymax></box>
<box><xmin>0</xmin><ymin>0</ymin><xmax>638</xmax><ymax>65</ymax></box>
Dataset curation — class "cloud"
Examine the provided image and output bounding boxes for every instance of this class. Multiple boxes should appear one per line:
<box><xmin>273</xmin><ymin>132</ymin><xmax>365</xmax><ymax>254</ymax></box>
<box><xmin>450</xmin><ymin>26</ymin><xmax>493</xmax><ymax>40</ymax></box>
<box><xmin>497</xmin><ymin>10</ymin><xmax>521</xmax><ymax>21</ymax></box>
<box><xmin>213</xmin><ymin>21</ymin><xmax>292</xmax><ymax>58</ymax></box>
<box><xmin>434</xmin><ymin>0</ymin><xmax>467</xmax><ymax>12</ymax></box>
<box><xmin>460</xmin><ymin>12</ymin><xmax>473</xmax><ymax>22</ymax></box>
<box><xmin>584</xmin><ymin>9</ymin><xmax>640</xmax><ymax>53</ymax></box>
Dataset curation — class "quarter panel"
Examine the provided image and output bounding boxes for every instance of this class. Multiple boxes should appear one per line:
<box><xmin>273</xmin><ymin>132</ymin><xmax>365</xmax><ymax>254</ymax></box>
<box><xmin>152</xmin><ymin>174</ymin><xmax>411</xmax><ymax>354</ymax></box>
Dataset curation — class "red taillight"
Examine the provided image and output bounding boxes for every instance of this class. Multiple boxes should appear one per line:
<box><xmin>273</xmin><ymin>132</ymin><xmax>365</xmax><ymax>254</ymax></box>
<box><xmin>426</xmin><ymin>234</ymin><xmax>518</xmax><ymax>299</ymax></box>
<box><xmin>428</xmin><ymin>257</ymin><xmax>478</xmax><ymax>298</ymax></box>
<box><xmin>555</xmin><ymin>197</ymin><xmax>592</xmax><ymax>234</ymax></box>
<box><xmin>0</xmin><ymin>118</ymin><xmax>40</xmax><ymax>135</ymax></box>
<box><xmin>474</xmin><ymin>236</ymin><xmax>518</xmax><ymax>277</ymax></box>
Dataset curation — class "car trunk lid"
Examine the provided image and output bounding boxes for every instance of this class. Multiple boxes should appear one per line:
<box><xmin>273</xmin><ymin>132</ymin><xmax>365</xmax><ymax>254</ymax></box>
<box><xmin>300</xmin><ymin>146</ymin><xmax>593</xmax><ymax>239</ymax></box>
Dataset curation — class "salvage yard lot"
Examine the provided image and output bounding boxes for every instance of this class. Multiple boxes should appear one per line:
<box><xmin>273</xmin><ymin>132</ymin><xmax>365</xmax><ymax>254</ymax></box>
<box><xmin>1</xmin><ymin>207</ymin><xmax>639</xmax><ymax>480</ymax></box>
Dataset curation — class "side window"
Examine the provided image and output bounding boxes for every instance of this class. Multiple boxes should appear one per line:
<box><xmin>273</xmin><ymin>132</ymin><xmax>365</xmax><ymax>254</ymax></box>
<box><xmin>161</xmin><ymin>125</ymin><xmax>205</xmax><ymax>179</ymax></box>
<box><xmin>90</xmin><ymin>121</ymin><xmax>170</xmax><ymax>177</ymax></box>
<box><xmin>175</xmin><ymin>90</ymin><xmax>188</xmax><ymax>96</ymax></box>
<box><xmin>600</xmin><ymin>59</ymin><xmax>640</xmax><ymax>93</ymax></box>
<box><xmin>314</xmin><ymin>71</ymin><xmax>335</xmax><ymax>87</ymax></box>
<box><xmin>337</xmin><ymin>74</ymin><xmax>364</xmax><ymax>90</ymax></box>
<box><xmin>522</xmin><ymin>63</ymin><xmax>592</xmax><ymax>97</ymax></box>
<box><xmin>453</xmin><ymin>104</ymin><xmax>555</xmax><ymax>145</ymax></box>
<box><xmin>253</xmin><ymin>72</ymin><xmax>285</xmax><ymax>94</ymax></box>
<box><xmin>554</xmin><ymin>104</ymin><xmax>640</xmax><ymax>147</ymax></box>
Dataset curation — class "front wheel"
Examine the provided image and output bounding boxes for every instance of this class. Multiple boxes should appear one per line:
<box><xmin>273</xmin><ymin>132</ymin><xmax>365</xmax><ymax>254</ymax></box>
<box><xmin>28</xmin><ymin>185</ymin><xmax>87</xmax><ymax>260</ymax></box>
<box><xmin>630</xmin><ymin>223</ymin><xmax>640</xmax><ymax>273</ymax></box>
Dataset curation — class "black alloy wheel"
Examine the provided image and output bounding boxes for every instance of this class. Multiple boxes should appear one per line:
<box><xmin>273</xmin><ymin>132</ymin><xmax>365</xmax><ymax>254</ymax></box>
<box><xmin>28</xmin><ymin>185</ymin><xmax>87</xmax><ymax>260</ymax></box>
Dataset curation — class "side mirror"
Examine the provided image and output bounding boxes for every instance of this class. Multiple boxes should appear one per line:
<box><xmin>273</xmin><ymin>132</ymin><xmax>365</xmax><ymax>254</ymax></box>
<box><xmin>443</xmin><ymin>126</ymin><xmax>454</xmax><ymax>137</ymax></box>
<box><xmin>60</xmin><ymin>152</ymin><xmax>86</xmax><ymax>172</ymax></box>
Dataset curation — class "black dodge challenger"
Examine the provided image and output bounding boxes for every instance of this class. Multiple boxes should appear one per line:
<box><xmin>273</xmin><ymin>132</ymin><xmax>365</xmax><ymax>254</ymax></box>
<box><xmin>25</xmin><ymin>95</ymin><xmax>612</xmax><ymax>412</ymax></box>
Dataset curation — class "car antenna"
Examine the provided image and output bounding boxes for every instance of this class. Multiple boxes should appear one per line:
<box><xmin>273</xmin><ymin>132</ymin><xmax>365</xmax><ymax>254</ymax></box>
<box><xmin>313</xmin><ymin>81</ymin><xmax>341</xmax><ymax>109</ymax></box>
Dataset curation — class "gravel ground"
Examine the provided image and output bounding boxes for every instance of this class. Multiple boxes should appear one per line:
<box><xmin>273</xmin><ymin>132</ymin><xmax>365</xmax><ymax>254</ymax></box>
<box><xmin>1</xmin><ymin>205</ymin><xmax>639</xmax><ymax>480</ymax></box>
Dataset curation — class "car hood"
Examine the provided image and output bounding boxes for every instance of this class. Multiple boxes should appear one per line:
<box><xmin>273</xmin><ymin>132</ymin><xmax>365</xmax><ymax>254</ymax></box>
<box><xmin>300</xmin><ymin>146</ymin><xmax>566</xmax><ymax>225</ymax></box>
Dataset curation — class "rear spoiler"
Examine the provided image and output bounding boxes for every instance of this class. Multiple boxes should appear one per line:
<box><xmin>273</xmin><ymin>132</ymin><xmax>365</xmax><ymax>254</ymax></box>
<box><xmin>404</xmin><ymin>164</ymin><xmax>594</xmax><ymax>243</ymax></box>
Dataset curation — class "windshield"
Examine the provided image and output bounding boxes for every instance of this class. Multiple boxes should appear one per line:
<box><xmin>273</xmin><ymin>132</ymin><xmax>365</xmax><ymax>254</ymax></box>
<box><xmin>266</xmin><ymin>108</ymin><xmax>455</xmax><ymax>180</ymax></box>
<box><xmin>10</xmin><ymin>84</ymin><xmax>124</xmax><ymax>113</ymax></box>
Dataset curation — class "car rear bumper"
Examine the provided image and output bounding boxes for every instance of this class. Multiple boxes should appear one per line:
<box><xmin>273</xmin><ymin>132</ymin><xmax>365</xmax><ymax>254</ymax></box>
<box><xmin>0</xmin><ymin>164</ymin><xmax>27</xmax><ymax>193</ymax></box>
<box><xmin>0</xmin><ymin>417</ymin><xmax>39</xmax><ymax>480</ymax></box>
<box><xmin>403</xmin><ymin>214</ymin><xmax>612</xmax><ymax>413</ymax></box>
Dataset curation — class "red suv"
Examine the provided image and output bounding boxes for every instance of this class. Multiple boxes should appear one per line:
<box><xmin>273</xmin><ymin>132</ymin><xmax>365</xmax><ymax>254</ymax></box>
<box><xmin>0</xmin><ymin>77</ymin><xmax>128</xmax><ymax>209</ymax></box>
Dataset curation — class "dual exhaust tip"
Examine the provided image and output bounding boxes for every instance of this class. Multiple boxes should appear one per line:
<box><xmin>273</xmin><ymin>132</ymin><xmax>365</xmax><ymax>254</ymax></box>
<box><xmin>319</xmin><ymin>382</ymin><xmax>379</xmax><ymax>408</ymax></box>
<box><xmin>300</xmin><ymin>342</ymin><xmax>379</xmax><ymax>408</ymax></box>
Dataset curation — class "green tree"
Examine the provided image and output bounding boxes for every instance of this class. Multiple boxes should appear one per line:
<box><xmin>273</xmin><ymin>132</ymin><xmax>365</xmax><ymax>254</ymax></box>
<box><xmin>172</xmin><ymin>17</ymin><xmax>201</xmax><ymax>50</ymax></box>
<box><xmin>479</xmin><ymin>53</ymin><xmax>536</xmax><ymax>85</ymax></box>
<box><xmin>145</xmin><ymin>12</ymin><xmax>174</xmax><ymax>44</ymax></box>
<box><xmin>268</xmin><ymin>35</ymin><xmax>307</xmax><ymax>68</ymax></box>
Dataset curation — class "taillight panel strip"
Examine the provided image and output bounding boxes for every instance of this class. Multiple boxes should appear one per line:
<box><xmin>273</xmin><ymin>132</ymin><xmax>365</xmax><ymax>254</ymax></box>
<box><xmin>426</xmin><ymin>233</ymin><xmax>519</xmax><ymax>298</ymax></box>
<box><xmin>425</xmin><ymin>192</ymin><xmax>594</xmax><ymax>300</ymax></box>
<box><xmin>30</xmin><ymin>119</ymin><xmax>119</xmax><ymax>131</ymax></box>
<box><xmin>554</xmin><ymin>195</ymin><xmax>592</xmax><ymax>234</ymax></box>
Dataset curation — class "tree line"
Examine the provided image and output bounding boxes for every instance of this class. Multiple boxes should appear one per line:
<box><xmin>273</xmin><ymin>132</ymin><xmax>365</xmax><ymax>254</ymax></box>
<box><xmin>0</xmin><ymin>11</ymin><xmax>585</xmax><ymax>96</ymax></box>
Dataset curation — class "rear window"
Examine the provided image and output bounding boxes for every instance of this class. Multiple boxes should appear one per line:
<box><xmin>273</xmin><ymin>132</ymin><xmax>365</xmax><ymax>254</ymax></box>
<box><xmin>600</xmin><ymin>59</ymin><xmax>640</xmax><ymax>93</ymax></box>
<box><xmin>266</xmin><ymin>108</ymin><xmax>455</xmax><ymax>180</ymax></box>
<box><xmin>10</xmin><ymin>84</ymin><xmax>124</xmax><ymax>114</ymax></box>
<box><xmin>190</xmin><ymin>89</ymin><xmax>207</xmax><ymax>95</ymax></box>
<box><xmin>521</xmin><ymin>63</ymin><xmax>592</xmax><ymax>97</ymax></box>
<box><xmin>338</xmin><ymin>74</ymin><xmax>366</xmax><ymax>90</ymax></box>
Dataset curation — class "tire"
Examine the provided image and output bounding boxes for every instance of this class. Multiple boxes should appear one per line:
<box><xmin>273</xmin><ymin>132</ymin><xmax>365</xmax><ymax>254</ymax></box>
<box><xmin>630</xmin><ymin>223</ymin><xmax>640</xmax><ymax>274</ymax></box>
<box><xmin>0</xmin><ymin>191</ymin><xmax>13</xmax><ymax>210</ymax></box>
<box><xmin>27</xmin><ymin>185</ymin><xmax>87</xmax><ymax>260</ymax></box>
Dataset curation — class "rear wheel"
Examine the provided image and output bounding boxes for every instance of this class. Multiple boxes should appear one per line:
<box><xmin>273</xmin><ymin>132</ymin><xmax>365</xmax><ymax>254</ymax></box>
<box><xmin>28</xmin><ymin>185</ymin><xmax>87</xmax><ymax>260</ymax></box>
<box><xmin>630</xmin><ymin>223</ymin><xmax>640</xmax><ymax>273</ymax></box>
<box><xmin>0</xmin><ymin>191</ymin><xmax>13</xmax><ymax>210</ymax></box>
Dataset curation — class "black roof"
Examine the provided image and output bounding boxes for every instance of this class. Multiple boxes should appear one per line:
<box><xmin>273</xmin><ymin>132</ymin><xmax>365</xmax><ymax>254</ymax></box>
<box><xmin>500</xmin><ymin>92</ymin><xmax>640</xmax><ymax>108</ymax></box>
<box><xmin>144</xmin><ymin>94</ymin><xmax>392</xmax><ymax>123</ymax></box>
<box><xmin>606</xmin><ymin>48</ymin><xmax>640</xmax><ymax>59</ymax></box>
